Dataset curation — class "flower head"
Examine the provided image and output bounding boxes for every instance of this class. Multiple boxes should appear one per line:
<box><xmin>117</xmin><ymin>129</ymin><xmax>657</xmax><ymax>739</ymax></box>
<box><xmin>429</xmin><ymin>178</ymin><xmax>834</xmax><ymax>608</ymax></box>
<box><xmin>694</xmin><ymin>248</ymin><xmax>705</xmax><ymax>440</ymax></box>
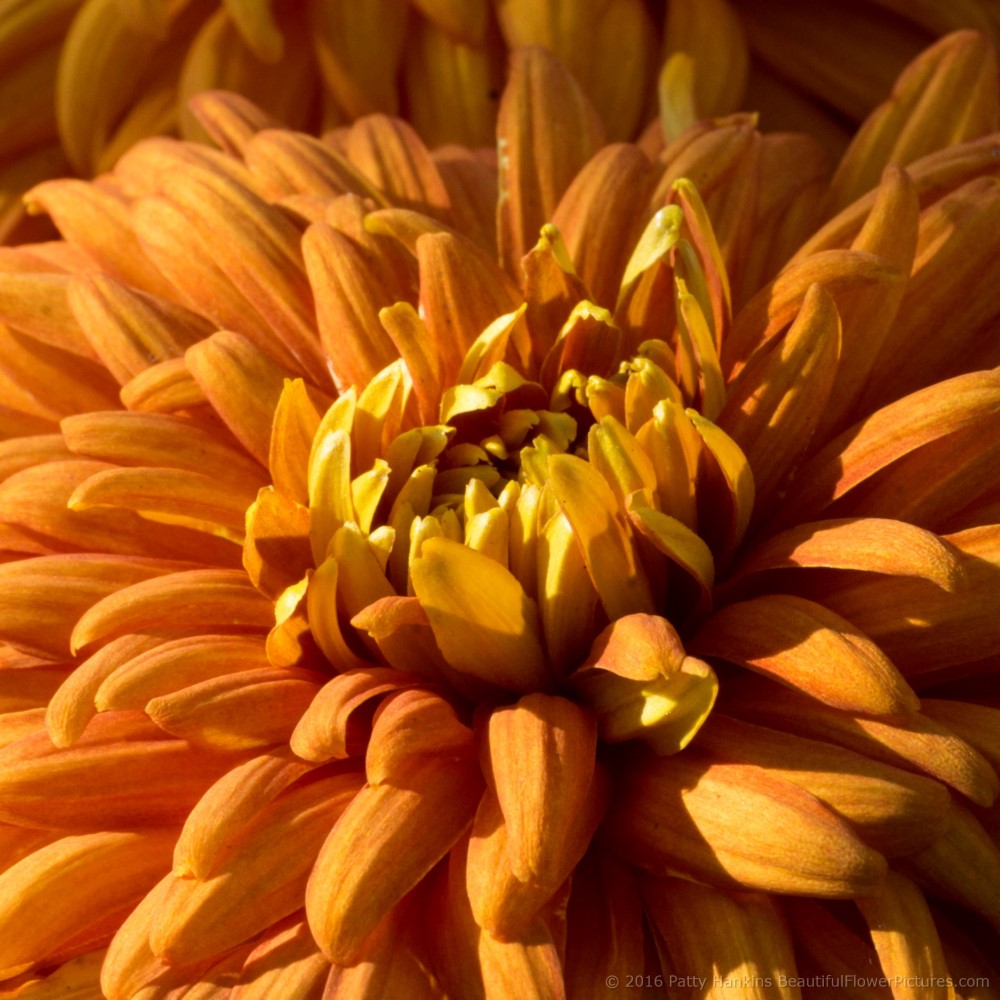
<box><xmin>1</xmin><ymin>34</ymin><xmax>1000</xmax><ymax>999</ymax></box>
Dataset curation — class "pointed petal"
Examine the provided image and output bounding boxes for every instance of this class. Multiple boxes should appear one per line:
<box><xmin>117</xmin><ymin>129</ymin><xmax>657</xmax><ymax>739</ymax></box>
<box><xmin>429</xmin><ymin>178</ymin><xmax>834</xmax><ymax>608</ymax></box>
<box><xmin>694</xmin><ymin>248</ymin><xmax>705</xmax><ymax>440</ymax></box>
<box><xmin>827</xmin><ymin>31</ymin><xmax>999</xmax><ymax>214</ymax></box>
<box><xmin>718</xmin><ymin>283</ymin><xmax>841</xmax><ymax>505</ymax></box>
<box><xmin>774</xmin><ymin>371</ymin><xmax>1000</xmax><ymax>526</ymax></box>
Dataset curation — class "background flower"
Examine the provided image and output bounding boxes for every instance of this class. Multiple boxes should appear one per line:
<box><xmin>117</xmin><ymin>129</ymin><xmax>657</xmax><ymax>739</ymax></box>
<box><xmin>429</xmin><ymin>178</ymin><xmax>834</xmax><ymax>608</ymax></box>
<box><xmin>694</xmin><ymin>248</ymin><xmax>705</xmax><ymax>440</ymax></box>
<box><xmin>2</xmin><ymin>0</ymin><xmax>1000</xmax><ymax>239</ymax></box>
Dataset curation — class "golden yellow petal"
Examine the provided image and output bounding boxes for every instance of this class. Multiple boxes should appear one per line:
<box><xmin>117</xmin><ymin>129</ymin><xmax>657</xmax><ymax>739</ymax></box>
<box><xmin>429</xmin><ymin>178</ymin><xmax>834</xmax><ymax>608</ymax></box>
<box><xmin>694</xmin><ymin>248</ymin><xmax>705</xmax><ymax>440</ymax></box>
<box><xmin>411</xmin><ymin>536</ymin><xmax>551</xmax><ymax>692</ymax></box>
<box><xmin>547</xmin><ymin>453</ymin><xmax>655</xmax><ymax>620</ymax></box>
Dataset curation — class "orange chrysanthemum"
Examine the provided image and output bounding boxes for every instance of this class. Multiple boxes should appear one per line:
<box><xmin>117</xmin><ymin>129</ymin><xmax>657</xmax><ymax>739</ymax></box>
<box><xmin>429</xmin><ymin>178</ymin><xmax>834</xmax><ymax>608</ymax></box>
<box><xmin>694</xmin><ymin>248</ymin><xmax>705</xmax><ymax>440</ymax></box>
<box><xmin>3</xmin><ymin>0</ymin><xmax>1000</xmax><ymax>240</ymax></box>
<box><xmin>1</xmin><ymin>33</ymin><xmax>1000</xmax><ymax>1000</ymax></box>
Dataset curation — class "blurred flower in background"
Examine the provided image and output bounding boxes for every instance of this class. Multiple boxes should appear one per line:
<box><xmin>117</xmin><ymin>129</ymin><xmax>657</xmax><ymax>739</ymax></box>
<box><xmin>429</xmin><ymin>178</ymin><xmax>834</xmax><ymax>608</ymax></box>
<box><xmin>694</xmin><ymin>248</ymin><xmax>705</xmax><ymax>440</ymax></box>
<box><xmin>2</xmin><ymin>0</ymin><xmax>1000</xmax><ymax>240</ymax></box>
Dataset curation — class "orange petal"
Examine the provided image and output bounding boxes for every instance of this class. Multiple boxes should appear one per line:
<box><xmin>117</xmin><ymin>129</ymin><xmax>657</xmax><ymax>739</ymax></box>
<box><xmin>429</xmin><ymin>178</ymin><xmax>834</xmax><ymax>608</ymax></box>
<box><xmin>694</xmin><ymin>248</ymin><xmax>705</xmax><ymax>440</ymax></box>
<box><xmin>856</xmin><ymin>871</ymin><xmax>953</xmax><ymax>1000</ymax></box>
<box><xmin>67</xmin><ymin>272</ymin><xmax>211</xmax><ymax>385</ymax></box>
<box><xmin>486</xmin><ymin>694</ymin><xmax>597</xmax><ymax>886</ymax></box>
<box><xmin>865</xmin><ymin>176</ymin><xmax>1000</xmax><ymax>408</ymax></box>
<box><xmin>345</xmin><ymin>114</ymin><xmax>450</xmax><ymax>217</ymax></box>
<box><xmin>0</xmin><ymin>711</ymin><xmax>238</xmax><ymax>830</ymax></box>
<box><xmin>550</xmin><ymin>144</ymin><xmax>653</xmax><ymax>309</ymax></box>
<box><xmin>692</xmin><ymin>593</ymin><xmax>918</xmax><ymax>716</ymax></box>
<box><xmin>145</xmin><ymin>667</ymin><xmax>323</xmax><ymax>751</ymax></box>
<box><xmin>0</xmin><ymin>459</ymin><xmax>242</xmax><ymax>566</ymax></box>
<box><xmin>732</xmin><ymin>517</ymin><xmax>964</xmax><ymax>591</ymax></box>
<box><xmin>611</xmin><ymin>751</ymin><xmax>888</xmax><ymax>897</ymax></box>
<box><xmin>230</xmin><ymin>913</ymin><xmax>329</xmax><ymax>1000</ymax></box>
<box><xmin>820</xmin><ymin>525</ymin><xmax>1000</xmax><ymax>679</ymax></box>
<box><xmin>564</xmin><ymin>851</ymin><xmax>645</xmax><ymax>999</ymax></box>
<box><xmin>722</xmin><ymin>249</ymin><xmax>899</xmax><ymax>380</ymax></box>
<box><xmin>95</xmin><ymin>634</ymin><xmax>271</xmax><ymax>713</ymax></box>
<box><xmin>187</xmin><ymin>91</ymin><xmax>282</xmax><ymax>157</ymax></box>
<box><xmin>70</xmin><ymin>569</ymin><xmax>273</xmax><ymax>655</ymax></box>
<box><xmin>68</xmin><ymin>465</ymin><xmax>251</xmax><ymax>539</ymax></box>
<box><xmin>302</xmin><ymin>222</ymin><xmax>404</xmax><ymax>393</ymax></box>
<box><xmin>365</xmin><ymin>688</ymin><xmax>474</xmax><ymax>785</ymax></box>
<box><xmin>0</xmin><ymin>827</ymin><xmax>175</xmax><ymax>980</ymax></box>
<box><xmin>773</xmin><ymin>370</ymin><xmax>1000</xmax><ymax>527</ymax></box>
<box><xmin>45</xmin><ymin>633</ymin><xmax>166</xmax><ymax>748</ymax></box>
<box><xmin>496</xmin><ymin>46</ymin><xmax>605</xmax><ymax>277</ymax></box>
<box><xmin>733</xmin><ymin>687</ymin><xmax>1000</xmax><ymax>807</ymax></box>
<box><xmin>718</xmin><ymin>282</ymin><xmax>841</xmax><ymax>505</ymax></box>
<box><xmin>119</xmin><ymin>358</ymin><xmax>209</xmax><ymax>414</ymax></box>
<box><xmin>150</xmin><ymin>771</ymin><xmax>363</xmax><ymax>965</ymax></box>
<box><xmin>60</xmin><ymin>411</ymin><xmax>267</xmax><ymax>495</ymax></box>
<box><xmin>697</xmin><ymin>715</ymin><xmax>952</xmax><ymax>857</ymax></box>
<box><xmin>305</xmin><ymin>756</ymin><xmax>482</xmax><ymax>964</ymax></box>
<box><xmin>289</xmin><ymin>667</ymin><xmax>425</xmax><ymax>764</ymax></box>
<box><xmin>185</xmin><ymin>330</ymin><xmax>298</xmax><ymax>467</ymax></box>
<box><xmin>827</xmin><ymin>31</ymin><xmax>999</xmax><ymax>214</ymax></box>
<box><xmin>25</xmin><ymin>178</ymin><xmax>174</xmax><ymax>299</ymax></box>
<box><xmin>0</xmin><ymin>555</ymin><xmax>196</xmax><ymax>660</ymax></box>
<box><xmin>243</xmin><ymin>486</ymin><xmax>313</xmax><ymax>600</ymax></box>
<box><xmin>416</xmin><ymin>231</ymin><xmax>522</xmax><ymax>386</ymax></box>
<box><xmin>903</xmin><ymin>802</ymin><xmax>1000</xmax><ymax>932</ymax></box>
<box><xmin>641</xmin><ymin>877</ymin><xmax>800</xmax><ymax>993</ymax></box>
<box><xmin>173</xmin><ymin>749</ymin><xmax>319</xmax><ymax>880</ymax></box>
<box><xmin>309</xmin><ymin>1</ymin><xmax>405</xmax><ymax>117</ymax></box>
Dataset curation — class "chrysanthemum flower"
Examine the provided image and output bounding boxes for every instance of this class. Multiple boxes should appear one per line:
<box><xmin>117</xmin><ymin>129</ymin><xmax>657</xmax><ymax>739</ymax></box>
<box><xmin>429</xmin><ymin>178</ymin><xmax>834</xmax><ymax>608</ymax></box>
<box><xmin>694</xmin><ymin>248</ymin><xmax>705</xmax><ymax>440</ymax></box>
<box><xmin>2</xmin><ymin>32</ymin><xmax>1000</xmax><ymax>1000</ymax></box>
<box><xmin>3</xmin><ymin>0</ymin><xmax>1000</xmax><ymax>240</ymax></box>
